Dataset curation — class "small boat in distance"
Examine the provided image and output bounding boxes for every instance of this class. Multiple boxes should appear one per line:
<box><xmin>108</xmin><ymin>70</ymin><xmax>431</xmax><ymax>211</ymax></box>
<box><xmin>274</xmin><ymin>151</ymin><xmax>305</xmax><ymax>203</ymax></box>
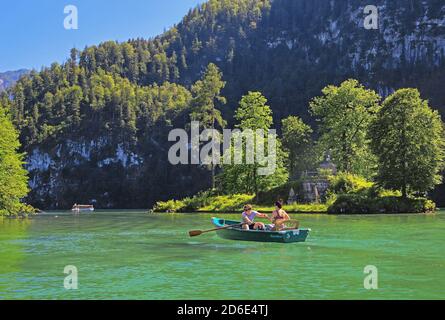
<box><xmin>72</xmin><ymin>204</ymin><xmax>94</xmax><ymax>212</ymax></box>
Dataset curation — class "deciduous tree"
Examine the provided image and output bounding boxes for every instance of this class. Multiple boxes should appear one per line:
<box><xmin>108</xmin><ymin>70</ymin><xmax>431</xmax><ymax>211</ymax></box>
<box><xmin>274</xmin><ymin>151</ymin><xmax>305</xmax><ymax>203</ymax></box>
<box><xmin>310</xmin><ymin>79</ymin><xmax>380</xmax><ymax>178</ymax></box>
<box><xmin>218</xmin><ymin>92</ymin><xmax>288</xmax><ymax>195</ymax></box>
<box><xmin>0</xmin><ymin>105</ymin><xmax>30</xmax><ymax>215</ymax></box>
<box><xmin>190</xmin><ymin>63</ymin><xmax>227</xmax><ymax>189</ymax></box>
<box><xmin>369</xmin><ymin>88</ymin><xmax>445</xmax><ymax>198</ymax></box>
<box><xmin>281</xmin><ymin>116</ymin><xmax>314</xmax><ymax>179</ymax></box>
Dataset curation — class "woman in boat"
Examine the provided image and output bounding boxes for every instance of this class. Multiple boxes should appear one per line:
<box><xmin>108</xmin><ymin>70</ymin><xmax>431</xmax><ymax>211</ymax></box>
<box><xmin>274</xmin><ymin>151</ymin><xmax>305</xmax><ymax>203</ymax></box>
<box><xmin>269</xmin><ymin>201</ymin><xmax>290</xmax><ymax>231</ymax></box>
<box><xmin>241</xmin><ymin>204</ymin><xmax>269</xmax><ymax>230</ymax></box>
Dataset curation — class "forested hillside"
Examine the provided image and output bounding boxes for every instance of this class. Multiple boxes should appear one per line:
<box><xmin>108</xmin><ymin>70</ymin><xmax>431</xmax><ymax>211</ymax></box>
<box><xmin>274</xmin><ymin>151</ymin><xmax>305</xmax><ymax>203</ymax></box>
<box><xmin>1</xmin><ymin>0</ymin><xmax>444</xmax><ymax>209</ymax></box>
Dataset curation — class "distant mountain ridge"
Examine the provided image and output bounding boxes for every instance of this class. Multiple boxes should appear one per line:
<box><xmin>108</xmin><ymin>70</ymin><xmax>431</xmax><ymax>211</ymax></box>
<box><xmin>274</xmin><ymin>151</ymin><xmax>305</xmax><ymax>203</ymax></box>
<box><xmin>0</xmin><ymin>69</ymin><xmax>29</xmax><ymax>91</ymax></box>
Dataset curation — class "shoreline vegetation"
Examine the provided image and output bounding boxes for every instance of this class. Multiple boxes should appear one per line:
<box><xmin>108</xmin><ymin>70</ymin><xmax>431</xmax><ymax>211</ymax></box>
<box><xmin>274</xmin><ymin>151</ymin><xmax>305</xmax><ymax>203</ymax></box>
<box><xmin>0</xmin><ymin>107</ymin><xmax>35</xmax><ymax>217</ymax></box>
<box><xmin>151</xmin><ymin>79</ymin><xmax>444</xmax><ymax>216</ymax></box>
<box><xmin>151</xmin><ymin>172</ymin><xmax>437</xmax><ymax>215</ymax></box>
<box><xmin>151</xmin><ymin>197</ymin><xmax>436</xmax><ymax>215</ymax></box>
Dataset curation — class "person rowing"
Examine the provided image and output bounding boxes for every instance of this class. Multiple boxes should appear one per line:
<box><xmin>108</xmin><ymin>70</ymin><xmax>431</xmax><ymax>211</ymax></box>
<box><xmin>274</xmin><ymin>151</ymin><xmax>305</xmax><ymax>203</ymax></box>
<box><xmin>241</xmin><ymin>204</ymin><xmax>270</xmax><ymax>230</ymax></box>
<box><xmin>268</xmin><ymin>201</ymin><xmax>290</xmax><ymax>231</ymax></box>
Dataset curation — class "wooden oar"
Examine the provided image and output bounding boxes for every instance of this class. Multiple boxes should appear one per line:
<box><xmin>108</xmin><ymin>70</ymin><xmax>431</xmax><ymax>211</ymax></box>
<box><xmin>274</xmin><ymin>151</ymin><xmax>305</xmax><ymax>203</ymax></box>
<box><xmin>189</xmin><ymin>222</ymin><xmax>246</xmax><ymax>237</ymax></box>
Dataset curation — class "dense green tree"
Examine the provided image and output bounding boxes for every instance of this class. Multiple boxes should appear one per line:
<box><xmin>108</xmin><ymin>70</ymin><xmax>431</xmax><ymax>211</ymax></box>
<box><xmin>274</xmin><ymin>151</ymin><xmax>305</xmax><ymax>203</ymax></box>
<box><xmin>0</xmin><ymin>105</ymin><xmax>30</xmax><ymax>216</ymax></box>
<box><xmin>218</xmin><ymin>92</ymin><xmax>288</xmax><ymax>195</ymax></box>
<box><xmin>67</xmin><ymin>48</ymin><xmax>79</xmax><ymax>85</ymax></box>
<box><xmin>281</xmin><ymin>115</ymin><xmax>314</xmax><ymax>179</ymax></box>
<box><xmin>190</xmin><ymin>63</ymin><xmax>227</xmax><ymax>189</ymax></box>
<box><xmin>235</xmin><ymin>91</ymin><xmax>273</xmax><ymax>130</ymax></box>
<box><xmin>369</xmin><ymin>88</ymin><xmax>445</xmax><ymax>198</ymax></box>
<box><xmin>190</xmin><ymin>63</ymin><xmax>227</xmax><ymax>129</ymax></box>
<box><xmin>310</xmin><ymin>79</ymin><xmax>380</xmax><ymax>178</ymax></box>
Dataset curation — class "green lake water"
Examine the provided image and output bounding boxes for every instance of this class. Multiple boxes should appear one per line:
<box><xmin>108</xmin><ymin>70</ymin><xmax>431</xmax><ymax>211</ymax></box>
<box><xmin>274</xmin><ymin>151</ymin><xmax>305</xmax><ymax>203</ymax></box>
<box><xmin>0</xmin><ymin>210</ymin><xmax>444</xmax><ymax>300</ymax></box>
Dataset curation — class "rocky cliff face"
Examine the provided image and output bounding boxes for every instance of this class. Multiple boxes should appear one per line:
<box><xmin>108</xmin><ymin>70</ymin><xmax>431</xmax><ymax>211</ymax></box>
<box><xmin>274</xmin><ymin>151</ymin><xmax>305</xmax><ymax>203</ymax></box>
<box><xmin>0</xmin><ymin>70</ymin><xmax>29</xmax><ymax>91</ymax></box>
<box><xmin>24</xmin><ymin>132</ymin><xmax>210</xmax><ymax>209</ymax></box>
<box><xmin>218</xmin><ymin>0</ymin><xmax>445</xmax><ymax>120</ymax></box>
<box><xmin>26</xmin><ymin>138</ymin><xmax>143</xmax><ymax>208</ymax></box>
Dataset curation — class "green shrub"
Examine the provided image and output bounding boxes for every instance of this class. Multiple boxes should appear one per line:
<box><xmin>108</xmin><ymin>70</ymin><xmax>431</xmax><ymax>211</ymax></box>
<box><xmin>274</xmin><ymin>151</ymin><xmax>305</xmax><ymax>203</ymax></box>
<box><xmin>374</xmin><ymin>187</ymin><xmax>402</xmax><ymax>198</ymax></box>
<box><xmin>152</xmin><ymin>193</ymin><xmax>254</xmax><ymax>213</ymax></box>
<box><xmin>327</xmin><ymin>194</ymin><xmax>371</xmax><ymax>214</ymax></box>
<box><xmin>153</xmin><ymin>199</ymin><xmax>186</xmax><ymax>213</ymax></box>
<box><xmin>152</xmin><ymin>190</ymin><xmax>215</xmax><ymax>213</ymax></box>
<box><xmin>328</xmin><ymin>195</ymin><xmax>436</xmax><ymax>214</ymax></box>
<box><xmin>200</xmin><ymin>194</ymin><xmax>254</xmax><ymax>212</ymax></box>
<box><xmin>328</xmin><ymin>172</ymin><xmax>374</xmax><ymax>195</ymax></box>
<box><xmin>182</xmin><ymin>190</ymin><xmax>214</xmax><ymax>211</ymax></box>
<box><xmin>254</xmin><ymin>181</ymin><xmax>302</xmax><ymax>205</ymax></box>
<box><xmin>255</xmin><ymin>202</ymin><xmax>328</xmax><ymax>213</ymax></box>
<box><xmin>0</xmin><ymin>203</ymin><xmax>36</xmax><ymax>217</ymax></box>
<box><xmin>423</xmin><ymin>199</ymin><xmax>437</xmax><ymax>212</ymax></box>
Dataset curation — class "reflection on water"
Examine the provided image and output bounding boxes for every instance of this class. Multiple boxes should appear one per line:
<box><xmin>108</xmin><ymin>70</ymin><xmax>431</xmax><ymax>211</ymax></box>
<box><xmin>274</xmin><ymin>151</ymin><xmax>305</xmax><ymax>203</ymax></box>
<box><xmin>0</xmin><ymin>211</ymin><xmax>444</xmax><ymax>299</ymax></box>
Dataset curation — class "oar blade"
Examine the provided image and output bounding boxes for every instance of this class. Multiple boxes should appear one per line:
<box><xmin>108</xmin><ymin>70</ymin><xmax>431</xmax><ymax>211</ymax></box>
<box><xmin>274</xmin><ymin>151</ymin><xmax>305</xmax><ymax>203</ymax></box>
<box><xmin>188</xmin><ymin>230</ymin><xmax>202</xmax><ymax>237</ymax></box>
<box><xmin>188</xmin><ymin>222</ymin><xmax>244</xmax><ymax>237</ymax></box>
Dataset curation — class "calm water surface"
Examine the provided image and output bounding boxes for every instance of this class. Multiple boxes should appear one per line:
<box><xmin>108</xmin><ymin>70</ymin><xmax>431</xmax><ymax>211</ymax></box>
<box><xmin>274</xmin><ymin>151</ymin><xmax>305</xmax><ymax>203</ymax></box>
<box><xmin>0</xmin><ymin>210</ymin><xmax>444</xmax><ymax>299</ymax></box>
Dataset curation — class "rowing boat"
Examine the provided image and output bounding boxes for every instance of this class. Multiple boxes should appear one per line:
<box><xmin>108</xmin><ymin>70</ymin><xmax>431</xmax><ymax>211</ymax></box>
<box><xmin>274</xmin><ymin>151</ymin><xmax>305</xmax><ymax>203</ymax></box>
<box><xmin>211</xmin><ymin>217</ymin><xmax>310</xmax><ymax>243</ymax></box>
<box><xmin>72</xmin><ymin>204</ymin><xmax>94</xmax><ymax>212</ymax></box>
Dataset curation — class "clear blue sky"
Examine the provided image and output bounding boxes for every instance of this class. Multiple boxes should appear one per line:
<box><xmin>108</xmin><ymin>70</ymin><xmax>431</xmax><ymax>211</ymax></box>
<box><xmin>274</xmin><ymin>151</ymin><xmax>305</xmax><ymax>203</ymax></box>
<box><xmin>0</xmin><ymin>0</ymin><xmax>204</xmax><ymax>71</ymax></box>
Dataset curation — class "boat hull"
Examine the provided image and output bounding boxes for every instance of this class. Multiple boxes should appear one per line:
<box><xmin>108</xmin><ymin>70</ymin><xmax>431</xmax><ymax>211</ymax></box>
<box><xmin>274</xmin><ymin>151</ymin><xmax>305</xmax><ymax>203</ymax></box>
<box><xmin>211</xmin><ymin>218</ymin><xmax>310</xmax><ymax>243</ymax></box>
<box><xmin>72</xmin><ymin>206</ymin><xmax>94</xmax><ymax>212</ymax></box>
